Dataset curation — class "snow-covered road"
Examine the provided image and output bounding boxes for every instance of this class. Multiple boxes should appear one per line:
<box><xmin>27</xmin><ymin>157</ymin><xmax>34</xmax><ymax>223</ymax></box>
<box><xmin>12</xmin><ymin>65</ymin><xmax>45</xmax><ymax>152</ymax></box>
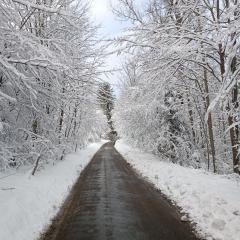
<box><xmin>1</xmin><ymin>139</ymin><xmax>239</xmax><ymax>240</ymax></box>
<box><xmin>42</xmin><ymin>142</ymin><xmax>197</xmax><ymax>240</ymax></box>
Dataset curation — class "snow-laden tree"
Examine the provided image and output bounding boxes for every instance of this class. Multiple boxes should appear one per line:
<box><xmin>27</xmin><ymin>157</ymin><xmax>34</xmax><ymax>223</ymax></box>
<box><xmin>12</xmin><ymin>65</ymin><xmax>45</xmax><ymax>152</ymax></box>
<box><xmin>0</xmin><ymin>0</ymin><xmax>107</xmax><ymax>172</ymax></box>
<box><xmin>113</xmin><ymin>0</ymin><xmax>240</xmax><ymax>173</ymax></box>
<box><xmin>97</xmin><ymin>81</ymin><xmax>117</xmax><ymax>140</ymax></box>
<box><xmin>98</xmin><ymin>82</ymin><xmax>114</xmax><ymax>122</ymax></box>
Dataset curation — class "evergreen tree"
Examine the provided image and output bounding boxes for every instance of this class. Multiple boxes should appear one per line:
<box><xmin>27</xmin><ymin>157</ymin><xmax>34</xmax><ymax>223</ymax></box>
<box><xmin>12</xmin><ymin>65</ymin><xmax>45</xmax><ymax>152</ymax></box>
<box><xmin>98</xmin><ymin>82</ymin><xmax>117</xmax><ymax>139</ymax></box>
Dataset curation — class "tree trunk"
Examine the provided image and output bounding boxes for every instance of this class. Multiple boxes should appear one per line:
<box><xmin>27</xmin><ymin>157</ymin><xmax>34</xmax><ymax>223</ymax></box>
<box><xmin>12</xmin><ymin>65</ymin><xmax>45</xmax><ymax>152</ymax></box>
<box><xmin>59</xmin><ymin>88</ymin><xmax>65</xmax><ymax>144</ymax></box>
<box><xmin>203</xmin><ymin>69</ymin><xmax>217</xmax><ymax>172</ymax></box>
<box><xmin>32</xmin><ymin>155</ymin><xmax>41</xmax><ymax>176</ymax></box>
<box><xmin>187</xmin><ymin>95</ymin><xmax>196</xmax><ymax>144</ymax></box>
<box><xmin>221</xmin><ymin>0</ymin><xmax>239</xmax><ymax>173</ymax></box>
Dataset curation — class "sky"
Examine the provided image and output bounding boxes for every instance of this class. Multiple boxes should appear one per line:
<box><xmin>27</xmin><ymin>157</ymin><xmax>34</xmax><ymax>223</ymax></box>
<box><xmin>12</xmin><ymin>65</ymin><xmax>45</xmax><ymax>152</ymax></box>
<box><xmin>91</xmin><ymin>0</ymin><xmax>129</xmax><ymax>36</ymax></box>
<box><xmin>90</xmin><ymin>0</ymin><xmax>146</xmax><ymax>93</ymax></box>
<box><xmin>90</xmin><ymin>0</ymin><xmax>130</xmax><ymax>90</ymax></box>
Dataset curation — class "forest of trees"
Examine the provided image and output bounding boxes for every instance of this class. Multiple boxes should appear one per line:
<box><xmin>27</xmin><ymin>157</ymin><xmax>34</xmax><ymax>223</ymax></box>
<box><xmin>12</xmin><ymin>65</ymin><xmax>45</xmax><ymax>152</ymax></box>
<box><xmin>0</xmin><ymin>0</ymin><xmax>239</xmax><ymax>175</ymax></box>
<box><xmin>0</xmin><ymin>0</ymin><xmax>107</xmax><ymax>172</ymax></box>
<box><xmin>97</xmin><ymin>81</ymin><xmax>116</xmax><ymax>139</ymax></box>
<box><xmin>113</xmin><ymin>0</ymin><xmax>240</xmax><ymax>174</ymax></box>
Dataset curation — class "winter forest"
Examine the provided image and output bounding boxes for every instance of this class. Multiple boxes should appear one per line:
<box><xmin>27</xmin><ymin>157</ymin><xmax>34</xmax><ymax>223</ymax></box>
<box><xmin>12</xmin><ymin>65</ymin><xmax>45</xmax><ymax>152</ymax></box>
<box><xmin>114</xmin><ymin>0</ymin><xmax>240</xmax><ymax>174</ymax></box>
<box><xmin>0</xmin><ymin>0</ymin><xmax>240</xmax><ymax>240</ymax></box>
<box><xmin>0</xmin><ymin>0</ymin><xmax>108</xmax><ymax>173</ymax></box>
<box><xmin>1</xmin><ymin>0</ymin><xmax>239</xmax><ymax>175</ymax></box>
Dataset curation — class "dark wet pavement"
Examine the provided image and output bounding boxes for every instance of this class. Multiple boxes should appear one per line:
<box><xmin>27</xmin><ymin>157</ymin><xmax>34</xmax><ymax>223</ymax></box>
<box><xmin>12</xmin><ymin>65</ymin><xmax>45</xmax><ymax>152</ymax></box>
<box><xmin>43</xmin><ymin>142</ymin><xmax>198</xmax><ymax>240</ymax></box>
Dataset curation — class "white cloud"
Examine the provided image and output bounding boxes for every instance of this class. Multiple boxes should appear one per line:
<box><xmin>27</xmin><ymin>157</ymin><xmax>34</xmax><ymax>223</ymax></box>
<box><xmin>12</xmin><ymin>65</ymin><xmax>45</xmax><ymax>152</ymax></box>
<box><xmin>91</xmin><ymin>0</ymin><xmax>111</xmax><ymax>21</ymax></box>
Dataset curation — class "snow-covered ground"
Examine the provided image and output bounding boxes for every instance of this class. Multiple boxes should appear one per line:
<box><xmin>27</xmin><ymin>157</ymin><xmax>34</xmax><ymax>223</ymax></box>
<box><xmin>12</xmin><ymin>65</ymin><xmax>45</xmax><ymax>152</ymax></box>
<box><xmin>0</xmin><ymin>141</ymin><xmax>105</xmax><ymax>240</ymax></box>
<box><xmin>115</xmin><ymin>140</ymin><xmax>240</xmax><ymax>240</ymax></box>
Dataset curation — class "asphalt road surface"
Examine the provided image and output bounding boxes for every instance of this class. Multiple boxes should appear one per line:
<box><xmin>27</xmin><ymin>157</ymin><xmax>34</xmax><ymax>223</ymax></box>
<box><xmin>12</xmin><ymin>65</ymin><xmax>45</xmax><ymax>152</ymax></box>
<box><xmin>42</xmin><ymin>142</ymin><xmax>198</xmax><ymax>240</ymax></box>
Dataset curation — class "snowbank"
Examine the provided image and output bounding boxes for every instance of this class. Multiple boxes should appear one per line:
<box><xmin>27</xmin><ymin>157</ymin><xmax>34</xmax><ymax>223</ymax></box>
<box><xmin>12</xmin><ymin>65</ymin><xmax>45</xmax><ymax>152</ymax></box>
<box><xmin>115</xmin><ymin>140</ymin><xmax>240</xmax><ymax>240</ymax></box>
<box><xmin>0</xmin><ymin>141</ymin><xmax>105</xmax><ymax>240</ymax></box>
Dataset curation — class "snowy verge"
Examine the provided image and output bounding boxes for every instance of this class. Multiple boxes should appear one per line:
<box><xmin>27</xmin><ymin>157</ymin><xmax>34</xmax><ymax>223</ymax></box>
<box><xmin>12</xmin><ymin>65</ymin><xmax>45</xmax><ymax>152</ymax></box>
<box><xmin>115</xmin><ymin>139</ymin><xmax>240</xmax><ymax>240</ymax></box>
<box><xmin>0</xmin><ymin>141</ymin><xmax>105</xmax><ymax>240</ymax></box>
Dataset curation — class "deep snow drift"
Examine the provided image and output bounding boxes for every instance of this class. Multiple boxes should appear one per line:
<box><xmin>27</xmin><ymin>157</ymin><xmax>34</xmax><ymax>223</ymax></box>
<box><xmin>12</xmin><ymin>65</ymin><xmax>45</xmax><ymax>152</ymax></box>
<box><xmin>115</xmin><ymin>140</ymin><xmax>240</xmax><ymax>240</ymax></box>
<box><xmin>0</xmin><ymin>141</ymin><xmax>105</xmax><ymax>240</ymax></box>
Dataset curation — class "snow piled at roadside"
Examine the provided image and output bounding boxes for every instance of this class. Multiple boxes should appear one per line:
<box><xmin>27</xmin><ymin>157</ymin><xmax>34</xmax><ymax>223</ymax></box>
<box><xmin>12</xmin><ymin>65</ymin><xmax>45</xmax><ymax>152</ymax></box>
<box><xmin>115</xmin><ymin>139</ymin><xmax>240</xmax><ymax>240</ymax></box>
<box><xmin>0</xmin><ymin>141</ymin><xmax>105</xmax><ymax>240</ymax></box>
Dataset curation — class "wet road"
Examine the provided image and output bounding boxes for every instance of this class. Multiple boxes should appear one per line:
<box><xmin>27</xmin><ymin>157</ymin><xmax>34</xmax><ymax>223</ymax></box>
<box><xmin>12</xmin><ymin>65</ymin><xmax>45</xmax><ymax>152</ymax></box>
<box><xmin>43</xmin><ymin>142</ymin><xmax>198</xmax><ymax>240</ymax></box>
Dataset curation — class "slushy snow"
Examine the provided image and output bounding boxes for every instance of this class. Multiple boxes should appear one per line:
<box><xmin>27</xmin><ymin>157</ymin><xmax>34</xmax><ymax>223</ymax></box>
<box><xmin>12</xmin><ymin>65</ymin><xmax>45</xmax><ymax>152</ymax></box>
<box><xmin>0</xmin><ymin>141</ymin><xmax>104</xmax><ymax>240</ymax></box>
<box><xmin>115</xmin><ymin>139</ymin><xmax>240</xmax><ymax>240</ymax></box>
